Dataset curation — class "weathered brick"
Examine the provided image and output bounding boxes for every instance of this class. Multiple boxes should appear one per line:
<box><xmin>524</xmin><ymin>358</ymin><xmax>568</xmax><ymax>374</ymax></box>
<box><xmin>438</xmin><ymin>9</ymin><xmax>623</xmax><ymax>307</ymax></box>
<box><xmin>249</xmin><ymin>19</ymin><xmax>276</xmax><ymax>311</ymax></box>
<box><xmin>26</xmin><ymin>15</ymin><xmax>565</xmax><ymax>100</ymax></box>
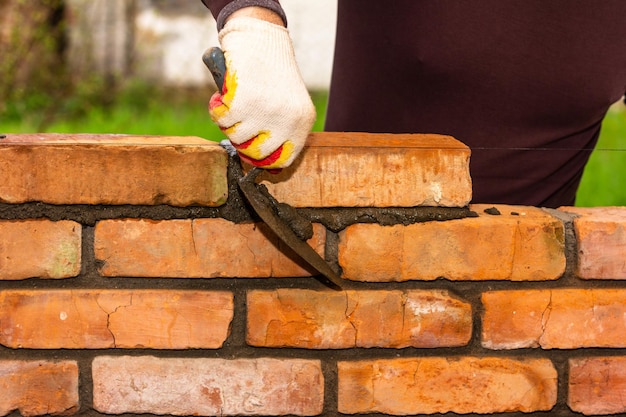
<box><xmin>338</xmin><ymin>204</ymin><xmax>565</xmax><ymax>281</ymax></box>
<box><xmin>0</xmin><ymin>290</ymin><xmax>233</xmax><ymax>349</ymax></box>
<box><xmin>482</xmin><ymin>289</ymin><xmax>626</xmax><ymax>349</ymax></box>
<box><xmin>93</xmin><ymin>356</ymin><xmax>323</xmax><ymax>416</ymax></box>
<box><xmin>247</xmin><ymin>289</ymin><xmax>471</xmax><ymax>348</ymax></box>
<box><xmin>0</xmin><ymin>220</ymin><xmax>81</xmax><ymax>280</ymax></box>
<box><xmin>258</xmin><ymin>132</ymin><xmax>472</xmax><ymax>207</ymax></box>
<box><xmin>338</xmin><ymin>357</ymin><xmax>557</xmax><ymax>414</ymax></box>
<box><xmin>0</xmin><ymin>360</ymin><xmax>78</xmax><ymax>416</ymax></box>
<box><xmin>0</xmin><ymin>134</ymin><xmax>227</xmax><ymax>206</ymax></box>
<box><xmin>569</xmin><ymin>357</ymin><xmax>626</xmax><ymax>415</ymax></box>
<box><xmin>95</xmin><ymin>218</ymin><xmax>326</xmax><ymax>278</ymax></box>
<box><xmin>560</xmin><ymin>207</ymin><xmax>626</xmax><ymax>279</ymax></box>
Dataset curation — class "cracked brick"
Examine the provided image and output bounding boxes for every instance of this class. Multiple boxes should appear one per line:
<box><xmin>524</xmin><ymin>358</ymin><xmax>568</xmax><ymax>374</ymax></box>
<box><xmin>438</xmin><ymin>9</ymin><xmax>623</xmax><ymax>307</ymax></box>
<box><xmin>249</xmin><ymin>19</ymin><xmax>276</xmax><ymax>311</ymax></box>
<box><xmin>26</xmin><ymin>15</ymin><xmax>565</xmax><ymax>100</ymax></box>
<box><xmin>482</xmin><ymin>289</ymin><xmax>626</xmax><ymax>349</ymax></box>
<box><xmin>0</xmin><ymin>360</ymin><xmax>79</xmax><ymax>416</ymax></box>
<box><xmin>246</xmin><ymin>289</ymin><xmax>472</xmax><ymax>349</ymax></box>
<box><xmin>0</xmin><ymin>290</ymin><xmax>233</xmax><ymax>349</ymax></box>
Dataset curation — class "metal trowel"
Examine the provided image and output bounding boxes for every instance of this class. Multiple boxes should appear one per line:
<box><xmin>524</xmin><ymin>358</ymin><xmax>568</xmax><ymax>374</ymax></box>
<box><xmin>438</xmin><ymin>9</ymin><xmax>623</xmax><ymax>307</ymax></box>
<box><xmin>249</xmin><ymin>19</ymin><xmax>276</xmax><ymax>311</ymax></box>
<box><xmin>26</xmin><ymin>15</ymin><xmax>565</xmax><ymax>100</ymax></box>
<box><xmin>202</xmin><ymin>47</ymin><xmax>343</xmax><ymax>290</ymax></box>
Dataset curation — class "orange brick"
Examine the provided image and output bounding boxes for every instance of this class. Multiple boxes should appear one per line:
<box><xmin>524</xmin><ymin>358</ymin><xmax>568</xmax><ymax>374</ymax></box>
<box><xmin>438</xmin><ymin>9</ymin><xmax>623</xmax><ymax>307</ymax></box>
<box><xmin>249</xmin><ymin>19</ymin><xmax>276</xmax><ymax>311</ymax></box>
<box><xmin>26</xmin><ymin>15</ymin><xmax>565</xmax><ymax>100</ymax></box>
<box><xmin>258</xmin><ymin>132</ymin><xmax>472</xmax><ymax>207</ymax></box>
<box><xmin>482</xmin><ymin>289</ymin><xmax>626</xmax><ymax>349</ymax></box>
<box><xmin>0</xmin><ymin>360</ymin><xmax>78</xmax><ymax>416</ymax></box>
<box><xmin>95</xmin><ymin>218</ymin><xmax>326</xmax><ymax>278</ymax></box>
<box><xmin>338</xmin><ymin>357</ymin><xmax>556</xmax><ymax>414</ymax></box>
<box><xmin>0</xmin><ymin>134</ymin><xmax>227</xmax><ymax>206</ymax></box>
<box><xmin>247</xmin><ymin>289</ymin><xmax>471</xmax><ymax>348</ymax></box>
<box><xmin>560</xmin><ymin>207</ymin><xmax>626</xmax><ymax>279</ymax></box>
<box><xmin>0</xmin><ymin>290</ymin><xmax>233</xmax><ymax>349</ymax></box>
<box><xmin>0</xmin><ymin>220</ymin><xmax>81</xmax><ymax>280</ymax></box>
<box><xmin>569</xmin><ymin>357</ymin><xmax>626</xmax><ymax>415</ymax></box>
<box><xmin>93</xmin><ymin>356</ymin><xmax>323</xmax><ymax>416</ymax></box>
<box><xmin>338</xmin><ymin>204</ymin><xmax>565</xmax><ymax>281</ymax></box>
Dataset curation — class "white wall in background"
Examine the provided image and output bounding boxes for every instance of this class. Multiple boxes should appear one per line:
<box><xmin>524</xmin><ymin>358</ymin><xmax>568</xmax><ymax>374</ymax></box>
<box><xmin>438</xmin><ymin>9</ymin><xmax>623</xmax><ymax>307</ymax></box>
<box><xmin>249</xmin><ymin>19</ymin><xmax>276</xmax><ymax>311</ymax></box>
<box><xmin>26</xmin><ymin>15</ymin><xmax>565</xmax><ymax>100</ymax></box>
<box><xmin>134</xmin><ymin>0</ymin><xmax>337</xmax><ymax>89</ymax></box>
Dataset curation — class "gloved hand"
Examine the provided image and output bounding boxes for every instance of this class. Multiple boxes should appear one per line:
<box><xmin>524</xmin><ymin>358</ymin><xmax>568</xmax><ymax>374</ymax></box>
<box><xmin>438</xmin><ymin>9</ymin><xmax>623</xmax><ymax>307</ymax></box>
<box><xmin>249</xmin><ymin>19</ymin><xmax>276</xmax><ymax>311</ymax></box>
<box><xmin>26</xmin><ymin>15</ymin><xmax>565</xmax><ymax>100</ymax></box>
<box><xmin>209</xmin><ymin>16</ymin><xmax>315</xmax><ymax>170</ymax></box>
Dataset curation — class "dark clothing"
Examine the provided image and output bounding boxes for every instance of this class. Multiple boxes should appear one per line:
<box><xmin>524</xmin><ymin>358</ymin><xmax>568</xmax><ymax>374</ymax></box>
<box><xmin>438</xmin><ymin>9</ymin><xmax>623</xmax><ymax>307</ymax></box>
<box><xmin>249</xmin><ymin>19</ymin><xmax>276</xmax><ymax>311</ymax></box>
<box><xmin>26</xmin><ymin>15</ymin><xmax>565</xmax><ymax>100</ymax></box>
<box><xmin>201</xmin><ymin>0</ymin><xmax>285</xmax><ymax>30</ymax></box>
<box><xmin>202</xmin><ymin>0</ymin><xmax>235</xmax><ymax>17</ymax></box>
<box><xmin>203</xmin><ymin>0</ymin><xmax>626</xmax><ymax>207</ymax></box>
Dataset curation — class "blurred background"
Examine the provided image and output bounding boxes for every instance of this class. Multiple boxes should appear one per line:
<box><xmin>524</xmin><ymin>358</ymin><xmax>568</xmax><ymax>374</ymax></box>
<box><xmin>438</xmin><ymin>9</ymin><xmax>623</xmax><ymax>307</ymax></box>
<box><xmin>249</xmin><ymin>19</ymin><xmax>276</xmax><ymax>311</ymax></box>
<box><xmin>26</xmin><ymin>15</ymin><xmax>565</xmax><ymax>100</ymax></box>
<box><xmin>0</xmin><ymin>0</ymin><xmax>335</xmax><ymax>134</ymax></box>
<box><xmin>0</xmin><ymin>0</ymin><xmax>624</xmax><ymax>206</ymax></box>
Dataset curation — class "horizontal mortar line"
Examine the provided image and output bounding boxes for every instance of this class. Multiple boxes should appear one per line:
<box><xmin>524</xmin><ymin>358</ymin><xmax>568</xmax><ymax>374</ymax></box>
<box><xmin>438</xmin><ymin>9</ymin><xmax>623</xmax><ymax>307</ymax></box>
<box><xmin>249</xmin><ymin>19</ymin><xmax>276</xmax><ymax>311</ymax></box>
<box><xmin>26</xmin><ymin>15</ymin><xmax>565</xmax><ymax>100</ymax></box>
<box><xmin>3</xmin><ymin>279</ymin><xmax>626</xmax><ymax>291</ymax></box>
<box><xmin>0</xmin><ymin>206</ymin><xmax>474</xmax><ymax>225</ymax></box>
<box><xmin>2</xmin><ymin>346</ymin><xmax>623</xmax><ymax>361</ymax></box>
<box><xmin>461</xmin><ymin>281</ymin><xmax>626</xmax><ymax>291</ymax></box>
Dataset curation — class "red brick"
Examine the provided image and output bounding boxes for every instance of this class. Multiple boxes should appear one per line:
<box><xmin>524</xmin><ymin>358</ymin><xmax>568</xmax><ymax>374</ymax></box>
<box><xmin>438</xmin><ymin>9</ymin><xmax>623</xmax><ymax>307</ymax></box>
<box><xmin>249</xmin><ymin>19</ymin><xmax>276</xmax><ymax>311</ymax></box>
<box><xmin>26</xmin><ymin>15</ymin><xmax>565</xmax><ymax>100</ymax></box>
<box><xmin>247</xmin><ymin>289</ymin><xmax>471</xmax><ymax>348</ymax></box>
<box><xmin>569</xmin><ymin>357</ymin><xmax>626</xmax><ymax>415</ymax></box>
<box><xmin>0</xmin><ymin>360</ymin><xmax>78</xmax><ymax>416</ymax></box>
<box><xmin>92</xmin><ymin>356</ymin><xmax>323</xmax><ymax>416</ymax></box>
<box><xmin>0</xmin><ymin>134</ymin><xmax>227</xmax><ymax>206</ymax></box>
<box><xmin>338</xmin><ymin>205</ymin><xmax>565</xmax><ymax>281</ymax></box>
<box><xmin>258</xmin><ymin>132</ymin><xmax>472</xmax><ymax>207</ymax></box>
<box><xmin>95</xmin><ymin>218</ymin><xmax>326</xmax><ymax>278</ymax></box>
<box><xmin>338</xmin><ymin>357</ymin><xmax>557</xmax><ymax>414</ymax></box>
<box><xmin>0</xmin><ymin>220</ymin><xmax>81</xmax><ymax>280</ymax></box>
<box><xmin>0</xmin><ymin>290</ymin><xmax>233</xmax><ymax>349</ymax></box>
<box><xmin>560</xmin><ymin>207</ymin><xmax>626</xmax><ymax>279</ymax></box>
<box><xmin>482</xmin><ymin>289</ymin><xmax>626</xmax><ymax>349</ymax></box>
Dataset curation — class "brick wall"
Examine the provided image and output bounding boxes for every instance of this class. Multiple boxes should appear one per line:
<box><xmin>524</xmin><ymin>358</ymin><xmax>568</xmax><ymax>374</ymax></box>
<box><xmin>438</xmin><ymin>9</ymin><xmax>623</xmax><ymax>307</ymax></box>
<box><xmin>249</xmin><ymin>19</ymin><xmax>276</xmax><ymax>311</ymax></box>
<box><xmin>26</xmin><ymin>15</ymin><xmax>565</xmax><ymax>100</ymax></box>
<box><xmin>0</xmin><ymin>133</ymin><xmax>625</xmax><ymax>416</ymax></box>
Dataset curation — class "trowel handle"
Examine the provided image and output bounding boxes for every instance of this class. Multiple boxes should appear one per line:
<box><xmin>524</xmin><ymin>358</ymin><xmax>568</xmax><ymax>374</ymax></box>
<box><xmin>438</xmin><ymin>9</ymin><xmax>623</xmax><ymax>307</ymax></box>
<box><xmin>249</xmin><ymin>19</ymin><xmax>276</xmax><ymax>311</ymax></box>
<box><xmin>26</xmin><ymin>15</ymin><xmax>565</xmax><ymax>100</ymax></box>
<box><xmin>202</xmin><ymin>47</ymin><xmax>226</xmax><ymax>93</ymax></box>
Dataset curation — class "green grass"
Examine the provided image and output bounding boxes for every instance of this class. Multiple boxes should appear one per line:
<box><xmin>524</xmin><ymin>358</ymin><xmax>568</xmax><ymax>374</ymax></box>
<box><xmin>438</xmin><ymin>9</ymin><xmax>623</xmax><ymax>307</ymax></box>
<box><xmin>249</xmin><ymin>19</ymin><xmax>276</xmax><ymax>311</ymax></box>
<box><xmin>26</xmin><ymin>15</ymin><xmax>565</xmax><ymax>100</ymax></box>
<box><xmin>0</xmin><ymin>86</ymin><xmax>329</xmax><ymax>140</ymax></box>
<box><xmin>0</xmin><ymin>83</ymin><xmax>226</xmax><ymax>140</ymax></box>
<box><xmin>575</xmin><ymin>108</ymin><xmax>626</xmax><ymax>206</ymax></box>
<box><xmin>1</xmin><ymin>85</ymin><xmax>624</xmax><ymax>207</ymax></box>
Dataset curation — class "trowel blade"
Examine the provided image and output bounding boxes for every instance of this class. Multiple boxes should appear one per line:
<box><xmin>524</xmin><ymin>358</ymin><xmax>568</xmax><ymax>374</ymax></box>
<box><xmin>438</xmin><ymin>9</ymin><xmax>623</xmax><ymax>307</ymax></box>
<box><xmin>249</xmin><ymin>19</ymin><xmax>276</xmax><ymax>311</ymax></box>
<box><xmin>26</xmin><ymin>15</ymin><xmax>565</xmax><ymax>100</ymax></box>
<box><xmin>238</xmin><ymin>169</ymin><xmax>343</xmax><ymax>290</ymax></box>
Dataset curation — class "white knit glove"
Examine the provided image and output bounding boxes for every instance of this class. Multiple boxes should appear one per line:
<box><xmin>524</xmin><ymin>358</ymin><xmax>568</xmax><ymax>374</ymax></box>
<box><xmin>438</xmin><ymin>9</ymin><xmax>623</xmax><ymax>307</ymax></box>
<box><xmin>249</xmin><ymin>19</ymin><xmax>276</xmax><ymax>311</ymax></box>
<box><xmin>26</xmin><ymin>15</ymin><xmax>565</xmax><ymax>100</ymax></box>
<box><xmin>209</xmin><ymin>17</ymin><xmax>315</xmax><ymax>170</ymax></box>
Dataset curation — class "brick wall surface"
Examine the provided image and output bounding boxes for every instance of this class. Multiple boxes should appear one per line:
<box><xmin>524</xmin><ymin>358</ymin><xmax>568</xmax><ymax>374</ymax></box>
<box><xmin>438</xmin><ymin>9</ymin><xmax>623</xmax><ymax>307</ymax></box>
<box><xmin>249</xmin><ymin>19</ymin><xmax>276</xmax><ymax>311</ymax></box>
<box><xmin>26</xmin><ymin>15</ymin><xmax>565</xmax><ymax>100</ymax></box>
<box><xmin>0</xmin><ymin>133</ymin><xmax>625</xmax><ymax>416</ymax></box>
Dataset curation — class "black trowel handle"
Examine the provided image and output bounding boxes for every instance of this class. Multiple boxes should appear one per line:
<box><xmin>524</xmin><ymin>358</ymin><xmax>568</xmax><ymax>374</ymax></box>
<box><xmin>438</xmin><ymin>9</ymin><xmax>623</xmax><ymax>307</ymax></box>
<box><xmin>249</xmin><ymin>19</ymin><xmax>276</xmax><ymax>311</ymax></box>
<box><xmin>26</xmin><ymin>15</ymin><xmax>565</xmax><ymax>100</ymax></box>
<box><xmin>202</xmin><ymin>47</ymin><xmax>227</xmax><ymax>93</ymax></box>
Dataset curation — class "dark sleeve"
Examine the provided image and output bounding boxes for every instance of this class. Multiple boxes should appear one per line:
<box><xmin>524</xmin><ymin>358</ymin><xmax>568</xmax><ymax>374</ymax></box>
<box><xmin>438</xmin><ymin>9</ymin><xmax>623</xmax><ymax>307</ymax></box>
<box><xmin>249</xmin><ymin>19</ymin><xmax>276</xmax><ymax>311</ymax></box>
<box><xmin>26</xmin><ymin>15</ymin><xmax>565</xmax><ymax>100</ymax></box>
<box><xmin>200</xmin><ymin>0</ymin><xmax>286</xmax><ymax>30</ymax></box>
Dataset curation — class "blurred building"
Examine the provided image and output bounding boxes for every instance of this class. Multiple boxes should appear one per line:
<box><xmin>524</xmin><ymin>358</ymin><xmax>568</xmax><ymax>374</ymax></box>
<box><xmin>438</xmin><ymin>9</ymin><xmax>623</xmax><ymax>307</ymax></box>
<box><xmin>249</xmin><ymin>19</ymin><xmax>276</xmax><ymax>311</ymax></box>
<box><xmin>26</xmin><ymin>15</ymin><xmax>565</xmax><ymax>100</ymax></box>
<box><xmin>66</xmin><ymin>0</ymin><xmax>336</xmax><ymax>90</ymax></box>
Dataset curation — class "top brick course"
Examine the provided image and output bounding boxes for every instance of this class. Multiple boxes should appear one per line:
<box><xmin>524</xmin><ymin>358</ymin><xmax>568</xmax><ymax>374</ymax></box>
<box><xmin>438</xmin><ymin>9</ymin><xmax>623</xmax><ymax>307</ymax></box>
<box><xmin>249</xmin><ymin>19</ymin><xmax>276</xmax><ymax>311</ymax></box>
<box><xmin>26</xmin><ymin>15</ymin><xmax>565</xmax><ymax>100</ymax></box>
<box><xmin>0</xmin><ymin>132</ymin><xmax>471</xmax><ymax>208</ymax></box>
